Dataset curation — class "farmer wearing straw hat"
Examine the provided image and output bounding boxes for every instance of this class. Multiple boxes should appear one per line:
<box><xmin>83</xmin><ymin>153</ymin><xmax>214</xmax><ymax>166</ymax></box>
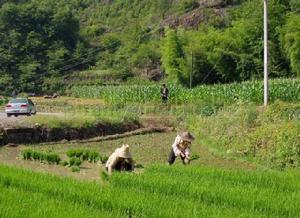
<box><xmin>168</xmin><ymin>132</ymin><xmax>195</xmax><ymax>165</ymax></box>
<box><xmin>106</xmin><ymin>144</ymin><xmax>134</xmax><ymax>175</ymax></box>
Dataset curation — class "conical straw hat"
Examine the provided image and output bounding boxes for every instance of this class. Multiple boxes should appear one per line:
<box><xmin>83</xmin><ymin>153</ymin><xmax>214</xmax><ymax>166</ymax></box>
<box><xmin>180</xmin><ymin>132</ymin><xmax>195</xmax><ymax>142</ymax></box>
<box><xmin>117</xmin><ymin>144</ymin><xmax>132</xmax><ymax>159</ymax></box>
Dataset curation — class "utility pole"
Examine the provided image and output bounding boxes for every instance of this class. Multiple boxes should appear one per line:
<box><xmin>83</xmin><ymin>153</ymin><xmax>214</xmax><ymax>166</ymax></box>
<box><xmin>190</xmin><ymin>50</ymin><xmax>193</xmax><ymax>89</ymax></box>
<box><xmin>264</xmin><ymin>0</ymin><xmax>268</xmax><ymax>106</ymax></box>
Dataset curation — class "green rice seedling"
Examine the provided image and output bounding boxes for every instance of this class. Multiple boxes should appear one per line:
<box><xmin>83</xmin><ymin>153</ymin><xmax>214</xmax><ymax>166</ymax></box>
<box><xmin>21</xmin><ymin>150</ymin><xmax>61</xmax><ymax>164</ymax></box>
<box><xmin>100</xmin><ymin>171</ymin><xmax>109</xmax><ymax>181</ymax></box>
<box><xmin>39</xmin><ymin>153</ymin><xmax>46</xmax><ymax>162</ymax></box>
<box><xmin>75</xmin><ymin>149</ymin><xmax>84</xmax><ymax>158</ymax></box>
<box><xmin>67</xmin><ymin>149</ymin><xmax>101</xmax><ymax>164</ymax></box>
<box><xmin>99</xmin><ymin>155</ymin><xmax>109</xmax><ymax>164</ymax></box>
<box><xmin>21</xmin><ymin>149</ymin><xmax>33</xmax><ymax>160</ymax></box>
<box><xmin>82</xmin><ymin>150</ymin><xmax>90</xmax><ymax>161</ymax></box>
<box><xmin>190</xmin><ymin>154</ymin><xmax>200</xmax><ymax>161</ymax></box>
<box><xmin>88</xmin><ymin>151</ymin><xmax>100</xmax><ymax>163</ymax></box>
<box><xmin>68</xmin><ymin>157</ymin><xmax>76</xmax><ymax>166</ymax></box>
<box><xmin>60</xmin><ymin>160</ymin><xmax>69</xmax><ymax>167</ymax></box>
<box><xmin>66</xmin><ymin>149</ymin><xmax>77</xmax><ymax>158</ymax></box>
<box><xmin>3</xmin><ymin>163</ymin><xmax>300</xmax><ymax>217</ymax></box>
<box><xmin>69</xmin><ymin>157</ymin><xmax>82</xmax><ymax>166</ymax></box>
<box><xmin>32</xmin><ymin>151</ymin><xmax>41</xmax><ymax>161</ymax></box>
<box><xmin>45</xmin><ymin>154</ymin><xmax>53</xmax><ymax>164</ymax></box>
<box><xmin>46</xmin><ymin>153</ymin><xmax>61</xmax><ymax>165</ymax></box>
<box><xmin>71</xmin><ymin>166</ymin><xmax>80</xmax><ymax>173</ymax></box>
<box><xmin>74</xmin><ymin>158</ymin><xmax>82</xmax><ymax>166</ymax></box>
<box><xmin>134</xmin><ymin>163</ymin><xmax>144</xmax><ymax>169</ymax></box>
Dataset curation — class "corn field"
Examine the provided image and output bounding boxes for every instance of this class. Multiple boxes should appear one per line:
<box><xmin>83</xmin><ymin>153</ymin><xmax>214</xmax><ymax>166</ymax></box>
<box><xmin>0</xmin><ymin>164</ymin><xmax>299</xmax><ymax>217</ymax></box>
<box><xmin>69</xmin><ymin>79</ymin><xmax>300</xmax><ymax>105</ymax></box>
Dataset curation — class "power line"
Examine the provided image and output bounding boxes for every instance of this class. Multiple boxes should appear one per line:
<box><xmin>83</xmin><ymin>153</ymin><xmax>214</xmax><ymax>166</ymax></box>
<box><xmin>55</xmin><ymin>47</ymin><xmax>102</xmax><ymax>68</ymax></box>
<box><xmin>52</xmin><ymin>42</ymin><xmax>121</xmax><ymax>74</ymax></box>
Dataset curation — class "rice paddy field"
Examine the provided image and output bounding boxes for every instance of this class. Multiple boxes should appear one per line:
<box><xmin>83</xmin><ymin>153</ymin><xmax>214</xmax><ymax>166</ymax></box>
<box><xmin>2</xmin><ymin>79</ymin><xmax>300</xmax><ymax>217</ymax></box>
<box><xmin>0</xmin><ymin>164</ymin><xmax>299</xmax><ymax>218</ymax></box>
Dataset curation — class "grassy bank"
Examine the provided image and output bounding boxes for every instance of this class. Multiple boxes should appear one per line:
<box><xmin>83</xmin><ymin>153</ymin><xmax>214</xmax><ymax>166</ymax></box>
<box><xmin>24</xmin><ymin>112</ymin><xmax>138</xmax><ymax>129</ymax></box>
<box><xmin>188</xmin><ymin>101</ymin><xmax>300</xmax><ymax>169</ymax></box>
<box><xmin>30</xmin><ymin>97</ymin><xmax>105</xmax><ymax>113</ymax></box>
<box><xmin>0</xmin><ymin>97</ymin><xmax>8</xmax><ymax>107</ymax></box>
<box><xmin>0</xmin><ymin>164</ymin><xmax>299</xmax><ymax>217</ymax></box>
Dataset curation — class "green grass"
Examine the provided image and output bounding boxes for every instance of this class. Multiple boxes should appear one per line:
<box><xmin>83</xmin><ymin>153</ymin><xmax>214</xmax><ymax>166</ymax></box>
<box><xmin>0</xmin><ymin>97</ymin><xmax>8</xmax><ymax>106</ymax></box>
<box><xmin>30</xmin><ymin>97</ymin><xmax>105</xmax><ymax>113</ymax></box>
<box><xmin>187</xmin><ymin>101</ymin><xmax>300</xmax><ymax>169</ymax></box>
<box><xmin>23</xmin><ymin>109</ymin><xmax>139</xmax><ymax>128</ymax></box>
<box><xmin>0</xmin><ymin>164</ymin><xmax>299</xmax><ymax>217</ymax></box>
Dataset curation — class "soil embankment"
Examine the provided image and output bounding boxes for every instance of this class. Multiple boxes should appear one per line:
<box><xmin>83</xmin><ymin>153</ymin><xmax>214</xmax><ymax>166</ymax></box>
<box><xmin>0</xmin><ymin>121</ymin><xmax>141</xmax><ymax>145</ymax></box>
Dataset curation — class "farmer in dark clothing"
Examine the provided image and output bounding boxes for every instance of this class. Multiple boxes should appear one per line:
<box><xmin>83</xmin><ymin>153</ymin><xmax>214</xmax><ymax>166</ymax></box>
<box><xmin>160</xmin><ymin>84</ymin><xmax>169</xmax><ymax>103</ymax></box>
<box><xmin>168</xmin><ymin>132</ymin><xmax>195</xmax><ymax>165</ymax></box>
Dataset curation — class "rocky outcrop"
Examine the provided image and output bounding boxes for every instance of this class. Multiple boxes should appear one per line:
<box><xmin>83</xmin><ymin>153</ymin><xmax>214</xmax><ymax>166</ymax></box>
<box><xmin>161</xmin><ymin>0</ymin><xmax>230</xmax><ymax>29</ymax></box>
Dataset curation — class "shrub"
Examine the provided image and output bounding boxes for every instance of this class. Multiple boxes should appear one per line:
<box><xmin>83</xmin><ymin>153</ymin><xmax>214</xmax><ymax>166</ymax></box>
<box><xmin>0</xmin><ymin>97</ymin><xmax>8</xmax><ymax>106</ymax></box>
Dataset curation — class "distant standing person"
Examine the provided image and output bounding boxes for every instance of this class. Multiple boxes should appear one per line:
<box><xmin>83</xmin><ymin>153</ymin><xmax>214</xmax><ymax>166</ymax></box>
<box><xmin>160</xmin><ymin>84</ymin><xmax>169</xmax><ymax>103</ymax></box>
<box><xmin>168</xmin><ymin>132</ymin><xmax>195</xmax><ymax>165</ymax></box>
<box><xmin>105</xmin><ymin>144</ymin><xmax>134</xmax><ymax>175</ymax></box>
<box><xmin>11</xmin><ymin>90</ymin><xmax>16</xmax><ymax>99</ymax></box>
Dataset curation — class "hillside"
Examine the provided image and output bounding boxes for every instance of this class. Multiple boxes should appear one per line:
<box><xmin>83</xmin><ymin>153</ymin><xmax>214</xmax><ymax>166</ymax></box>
<box><xmin>0</xmin><ymin>0</ymin><xmax>299</xmax><ymax>94</ymax></box>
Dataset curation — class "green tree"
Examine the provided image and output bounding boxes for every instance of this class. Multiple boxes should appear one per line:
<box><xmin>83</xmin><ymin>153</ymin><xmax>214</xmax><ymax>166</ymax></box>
<box><xmin>0</xmin><ymin>1</ymin><xmax>91</xmax><ymax>94</ymax></box>
<box><xmin>161</xmin><ymin>28</ymin><xmax>185</xmax><ymax>83</ymax></box>
<box><xmin>280</xmin><ymin>14</ymin><xmax>300</xmax><ymax>75</ymax></box>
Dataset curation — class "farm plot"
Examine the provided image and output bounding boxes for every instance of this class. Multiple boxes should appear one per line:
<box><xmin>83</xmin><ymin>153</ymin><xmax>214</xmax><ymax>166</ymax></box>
<box><xmin>0</xmin><ymin>164</ymin><xmax>299</xmax><ymax>217</ymax></box>
<box><xmin>0</xmin><ymin>132</ymin><xmax>255</xmax><ymax>181</ymax></box>
<box><xmin>69</xmin><ymin>79</ymin><xmax>300</xmax><ymax>105</ymax></box>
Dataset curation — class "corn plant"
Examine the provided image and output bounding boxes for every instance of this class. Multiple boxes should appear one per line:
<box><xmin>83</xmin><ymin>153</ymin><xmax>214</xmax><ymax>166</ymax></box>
<box><xmin>69</xmin><ymin>79</ymin><xmax>300</xmax><ymax>105</ymax></box>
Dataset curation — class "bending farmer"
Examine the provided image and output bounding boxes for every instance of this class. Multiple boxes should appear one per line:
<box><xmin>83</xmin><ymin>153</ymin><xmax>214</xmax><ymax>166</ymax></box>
<box><xmin>168</xmin><ymin>132</ymin><xmax>195</xmax><ymax>165</ymax></box>
<box><xmin>106</xmin><ymin>144</ymin><xmax>134</xmax><ymax>175</ymax></box>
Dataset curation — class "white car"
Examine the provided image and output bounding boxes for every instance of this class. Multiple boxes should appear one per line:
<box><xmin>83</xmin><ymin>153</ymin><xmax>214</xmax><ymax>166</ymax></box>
<box><xmin>5</xmin><ymin>98</ymin><xmax>37</xmax><ymax>117</ymax></box>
